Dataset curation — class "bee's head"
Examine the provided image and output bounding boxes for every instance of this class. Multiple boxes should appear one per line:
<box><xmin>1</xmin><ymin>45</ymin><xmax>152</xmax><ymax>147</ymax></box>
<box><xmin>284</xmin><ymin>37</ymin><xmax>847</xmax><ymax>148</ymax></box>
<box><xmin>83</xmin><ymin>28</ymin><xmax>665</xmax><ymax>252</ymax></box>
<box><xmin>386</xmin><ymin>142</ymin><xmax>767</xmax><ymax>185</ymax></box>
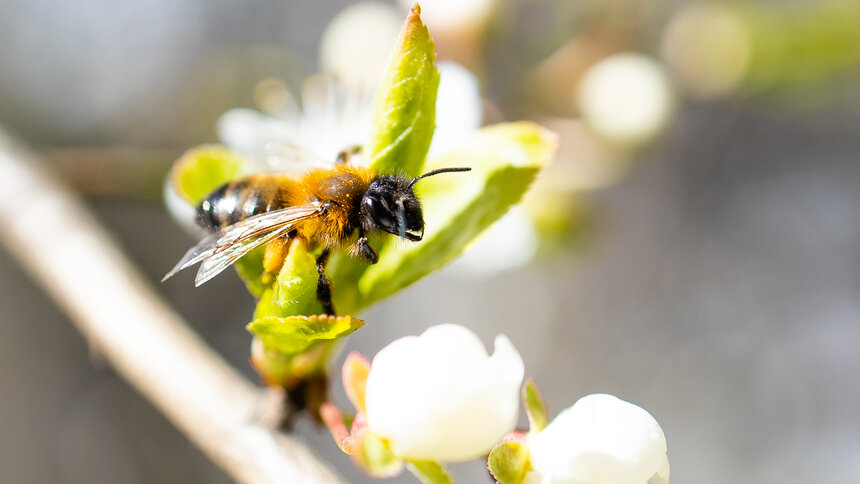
<box><xmin>360</xmin><ymin>167</ymin><xmax>471</xmax><ymax>241</ymax></box>
<box><xmin>360</xmin><ymin>175</ymin><xmax>424</xmax><ymax>241</ymax></box>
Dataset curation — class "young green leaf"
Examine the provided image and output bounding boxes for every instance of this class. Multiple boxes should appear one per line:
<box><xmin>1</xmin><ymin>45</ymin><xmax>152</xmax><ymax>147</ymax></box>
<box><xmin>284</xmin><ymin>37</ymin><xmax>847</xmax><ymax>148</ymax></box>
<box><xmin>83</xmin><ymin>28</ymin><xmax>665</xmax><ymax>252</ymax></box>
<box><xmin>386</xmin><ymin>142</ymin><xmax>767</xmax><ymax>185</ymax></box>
<box><xmin>488</xmin><ymin>441</ymin><xmax>531</xmax><ymax>484</ymax></box>
<box><xmin>367</xmin><ymin>4</ymin><xmax>438</xmax><ymax>177</ymax></box>
<box><xmin>406</xmin><ymin>460</ymin><xmax>454</xmax><ymax>484</ymax></box>
<box><xmin>246</xmin><ymin>314</ymin><xmax>365</xmax><ymax>356</ymax></box>
<box><xmin>233</xmin><ymin>246</ymin><xmax>268</xmax><ymax>298</ymax></box>
<box><xmin>524</xmin><ymin>378</ymin><xmax>548</xmax><ymax>433</ymax></box>
<box><xmin>170</xmin><ymin>144</ymin><xmax>244</xmax><ymax>204</ymax></box>
<box><xmin>332</xmin><ymin>122</ymin><xmax>557</xmax><ymax>314</ymax></box>
<box><xmin>253</xmin><ymin>239</ymin><xmax>322</xmax><ymax>320</ymax></box>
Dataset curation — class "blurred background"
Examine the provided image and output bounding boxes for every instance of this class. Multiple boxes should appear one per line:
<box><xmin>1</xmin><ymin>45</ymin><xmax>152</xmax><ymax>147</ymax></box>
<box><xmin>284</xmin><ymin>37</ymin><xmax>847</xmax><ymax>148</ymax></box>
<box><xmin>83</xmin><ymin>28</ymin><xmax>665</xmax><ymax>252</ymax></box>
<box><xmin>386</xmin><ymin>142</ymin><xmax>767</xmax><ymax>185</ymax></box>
<box><xmin>1</xmin><ymin>0</ymin><xmax>860</xmax><ymax>482</ymax></box>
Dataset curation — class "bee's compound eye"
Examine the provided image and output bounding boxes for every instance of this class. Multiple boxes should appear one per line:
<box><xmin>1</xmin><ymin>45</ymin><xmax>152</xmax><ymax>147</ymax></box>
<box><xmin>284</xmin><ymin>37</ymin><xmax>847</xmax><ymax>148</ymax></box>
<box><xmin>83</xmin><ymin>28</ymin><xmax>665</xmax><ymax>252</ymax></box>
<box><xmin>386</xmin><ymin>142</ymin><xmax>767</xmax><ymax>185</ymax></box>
<box><xmin>364</xmin><ymin>197</ymin><xmax>395</xmax><ymax>230</ymax></box>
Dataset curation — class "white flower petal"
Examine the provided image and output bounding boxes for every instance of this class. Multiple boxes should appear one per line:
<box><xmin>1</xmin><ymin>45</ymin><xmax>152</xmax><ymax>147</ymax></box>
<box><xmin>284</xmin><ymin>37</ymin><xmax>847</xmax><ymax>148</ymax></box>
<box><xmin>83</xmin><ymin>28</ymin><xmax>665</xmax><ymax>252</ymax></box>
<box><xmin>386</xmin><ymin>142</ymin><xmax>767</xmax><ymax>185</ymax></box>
<box><xmin>298</xmin><ymin>75</ymin><xmax>372</xmax><ymax>162</ymax></box>
<box><xmin>319</xmin><ymin>1</ymin><xmax>401</xmax><ymax>90</ymax></box>
<box><xmin>216</xmin><ymin>108</ymin><xmax>295</xmax><ymax>163</ymax></box>
<box><xmin>652</xmin><ymin>453</ymin><xmax>670</xmax><ymax>483</ymax></box>
<box><xmin>162</xmin><ymin>177</ymin><xmax>206</xmax><ymax>239</ymax></box>
<box><xmin>448</xmin><ymin>207</ymin><xmax>538</xmax><ymax>277</ymax></box>
<box><xmin>430</xmin><ymin>62</ymin><xmax>483</xmax><ymax>158</ymax></box>
<box><xmin>528</xmin><ymin>394</ymin><xmax>668</xmax><ymax>484</ymax></box>
<box><xmin>365</xmin><ymin>324</ymin><xmax>524</xmax><ymax>462</ymax></box>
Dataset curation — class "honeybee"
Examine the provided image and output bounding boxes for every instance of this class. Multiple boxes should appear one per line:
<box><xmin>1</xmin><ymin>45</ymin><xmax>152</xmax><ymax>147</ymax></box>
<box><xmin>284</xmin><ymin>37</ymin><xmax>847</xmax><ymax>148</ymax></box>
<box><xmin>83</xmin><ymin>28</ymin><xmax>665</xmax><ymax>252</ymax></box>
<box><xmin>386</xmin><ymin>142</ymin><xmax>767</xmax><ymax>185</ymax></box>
<box><xmin>163</xmin><ymin>150</ymin><xmax>469</xmax><ymax>314</ymax></box>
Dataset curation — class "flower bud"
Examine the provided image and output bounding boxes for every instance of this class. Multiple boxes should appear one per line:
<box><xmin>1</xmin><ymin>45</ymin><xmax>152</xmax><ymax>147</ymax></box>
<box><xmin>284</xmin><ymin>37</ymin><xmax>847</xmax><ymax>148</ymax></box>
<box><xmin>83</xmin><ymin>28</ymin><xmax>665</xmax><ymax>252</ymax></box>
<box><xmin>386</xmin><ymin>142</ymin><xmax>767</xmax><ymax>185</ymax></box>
<box><xmin>525</xmin><ymin>394</ymin><xmax>669</xmax><ymax>484</ymax></box>
<box><xmin>364</xmin><ymin>324</ymin><xmax>524</xmax><ymax>462</ymax></box>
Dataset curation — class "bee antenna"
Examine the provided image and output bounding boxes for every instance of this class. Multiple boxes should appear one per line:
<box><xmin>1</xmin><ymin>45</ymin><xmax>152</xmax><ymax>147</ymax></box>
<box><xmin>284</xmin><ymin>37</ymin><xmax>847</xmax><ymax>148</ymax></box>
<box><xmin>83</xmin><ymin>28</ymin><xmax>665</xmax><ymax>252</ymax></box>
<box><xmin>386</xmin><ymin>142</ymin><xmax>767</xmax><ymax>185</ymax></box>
<box><xmin>407</xmin><ymin>167</ymin><xmax>471</xmax><ymax>189</ymax></box>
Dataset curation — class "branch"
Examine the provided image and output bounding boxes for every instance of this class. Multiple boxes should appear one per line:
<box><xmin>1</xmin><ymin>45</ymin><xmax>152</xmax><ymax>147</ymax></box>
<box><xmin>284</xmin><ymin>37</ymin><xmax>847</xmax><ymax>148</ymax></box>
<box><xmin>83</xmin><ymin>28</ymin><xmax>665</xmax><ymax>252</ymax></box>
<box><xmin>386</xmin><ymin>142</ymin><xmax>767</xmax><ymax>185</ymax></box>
<box><xmin>0</xmin><ymin>130</ymin><xmax>346</xmax><ymax>484</ymax></box>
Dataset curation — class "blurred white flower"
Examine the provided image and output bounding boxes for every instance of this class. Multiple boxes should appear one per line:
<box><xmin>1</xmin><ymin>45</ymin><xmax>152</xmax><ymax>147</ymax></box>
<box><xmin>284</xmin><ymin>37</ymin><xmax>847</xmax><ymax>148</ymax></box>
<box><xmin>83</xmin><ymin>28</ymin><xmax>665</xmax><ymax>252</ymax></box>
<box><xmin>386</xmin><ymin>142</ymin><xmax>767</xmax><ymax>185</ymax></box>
<box><xmin>319</xmin><ymin>1</ymin><xmax>402</xmax><ymax>90</ymax></box>
<box><xmin>216</xmin><ymin>60</ymin><xmax>480</xmax><ymax>173</ymax></box>
<box><xmin>577</xmin><ymin>53</ymin><xmax>675</xmax><ymax>147</ymax></box>
<box><xmin>524</xmin><ymin>394</ymin><xmax>669</xmax><ymax>484</ymax></box>
<box><xmin>364</xmin><ymin>324</ymin><xmax>524</xmax><ymax>462</ymax></box>
<box><xmin>448</xmin><ymin>207</ymin><xmax>538</xmax><ymax>277</ymax></box>
<box><xmin>430</xmin><ymin>61</ymin><xmax>483</xmax><ymax>158</ymax></box>
<box><xmin>217</xmin><ymin>76</ymin><xmax>373</xmax><ymax>171</ymax></box>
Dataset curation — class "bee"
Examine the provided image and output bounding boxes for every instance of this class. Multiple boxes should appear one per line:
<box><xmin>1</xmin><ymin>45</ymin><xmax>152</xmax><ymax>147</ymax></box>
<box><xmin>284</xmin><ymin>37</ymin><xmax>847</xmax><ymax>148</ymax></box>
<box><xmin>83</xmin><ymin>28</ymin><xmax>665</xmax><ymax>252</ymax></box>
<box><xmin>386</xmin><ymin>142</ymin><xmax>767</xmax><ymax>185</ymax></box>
<box><xmin>162</xmin><ymin>151</ymin><xmax>469</xmax><ymax>314</ymax></box>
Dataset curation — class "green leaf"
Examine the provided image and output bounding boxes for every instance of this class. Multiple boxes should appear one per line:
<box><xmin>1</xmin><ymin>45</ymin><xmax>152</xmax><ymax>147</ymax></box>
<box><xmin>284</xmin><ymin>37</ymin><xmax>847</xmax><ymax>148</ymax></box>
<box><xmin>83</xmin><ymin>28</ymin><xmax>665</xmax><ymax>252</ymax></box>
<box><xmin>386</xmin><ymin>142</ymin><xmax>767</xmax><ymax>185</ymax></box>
<box><xmin>246</xmin><ymin>314</ymin><xmax>365</xmax><ymax>356</ymax></box>
<box><xmin>524</xmin><ymin>378</ymin><xmax>548</xmax><ymax>433</ymax></box>
<box><xmin>488</xmin><ymin>441</ymin><xmax>531</xmax><ymax>484</ymax></box>
<box><xmin>366</xmin><ymin>4</ymin><xmax>438</xmax><ymax>177</ymax></box>
<box><xmin>170</xmin><ymin>144</ymin><xmax>244</xmax><ymax>204</ymax></box>
<box><xmin>406</xmin><ymin>461</ymin><xmax>454</xmax><ymax>484</ymax></box>
<box><xmin>253</xmin><ymin>239</ymin><xmax>322</xmax><ymax>320</ymax></box>
<box><xmin>332</xmin><ymin>122</ymin><xmax>557</xmax><ymax>314</ymax></box>
<box><xmin>356</xmin><ymin>432</ymin><xmax>403</xmax><ymax>478</ymax></box>
<box><xmin>233</xmin><ymin>246</ymin><xmax>268</xmax><ymax>298</ymax></box>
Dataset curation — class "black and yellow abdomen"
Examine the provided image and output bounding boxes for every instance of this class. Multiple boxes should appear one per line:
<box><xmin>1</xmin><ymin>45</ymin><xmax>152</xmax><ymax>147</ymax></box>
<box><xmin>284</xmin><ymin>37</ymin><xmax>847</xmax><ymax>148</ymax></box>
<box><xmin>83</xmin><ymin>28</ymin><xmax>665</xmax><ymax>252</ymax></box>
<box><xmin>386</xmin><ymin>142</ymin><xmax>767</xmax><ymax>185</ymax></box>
<box><xmin>196</xmin><ymin>174</ymin><xmax>298</xmax><ymax>231</ymax></box>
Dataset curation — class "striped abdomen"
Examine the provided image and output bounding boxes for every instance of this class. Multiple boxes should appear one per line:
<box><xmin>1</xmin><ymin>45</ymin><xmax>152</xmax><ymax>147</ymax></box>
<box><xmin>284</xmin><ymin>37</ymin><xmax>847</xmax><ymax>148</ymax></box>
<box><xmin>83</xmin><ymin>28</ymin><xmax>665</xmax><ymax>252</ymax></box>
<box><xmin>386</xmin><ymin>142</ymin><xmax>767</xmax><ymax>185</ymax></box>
<box><xmin>195</xmin><ymin>175</ymin><xmax>295</xmax><ymax>231</ymax></box>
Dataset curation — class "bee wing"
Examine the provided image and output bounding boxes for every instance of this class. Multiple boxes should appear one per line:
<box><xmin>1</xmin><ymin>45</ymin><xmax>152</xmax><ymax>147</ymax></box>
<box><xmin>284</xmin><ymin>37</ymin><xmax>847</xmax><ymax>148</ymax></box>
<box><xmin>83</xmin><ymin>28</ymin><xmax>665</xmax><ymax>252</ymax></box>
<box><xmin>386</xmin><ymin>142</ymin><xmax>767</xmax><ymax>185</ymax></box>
<box><xmin>193</xmin><ymin>225</ymin><xmax>288</xmax><ymax>287</ymax></box>
<box><xmin>162</xmin><ymin>205</ymin><xmax>320</xmax><ymax>285</ymax></box>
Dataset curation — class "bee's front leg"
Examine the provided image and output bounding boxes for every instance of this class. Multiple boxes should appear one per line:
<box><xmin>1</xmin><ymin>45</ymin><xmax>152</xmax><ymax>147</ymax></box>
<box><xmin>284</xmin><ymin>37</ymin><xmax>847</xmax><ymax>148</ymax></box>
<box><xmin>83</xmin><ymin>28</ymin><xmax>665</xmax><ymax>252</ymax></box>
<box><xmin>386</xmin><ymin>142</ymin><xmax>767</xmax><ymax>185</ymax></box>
<box><xmin>349</xmin><ymin>229</ymin><xmax>378</xmax><ymax>264</ymax></box>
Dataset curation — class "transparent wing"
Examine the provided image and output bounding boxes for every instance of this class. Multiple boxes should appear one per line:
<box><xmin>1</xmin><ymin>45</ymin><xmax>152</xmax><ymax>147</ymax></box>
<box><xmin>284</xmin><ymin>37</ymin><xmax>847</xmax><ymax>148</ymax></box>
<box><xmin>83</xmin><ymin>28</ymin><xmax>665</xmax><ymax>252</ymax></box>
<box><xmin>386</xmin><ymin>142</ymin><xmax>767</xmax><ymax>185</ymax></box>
<box><xmin>162</xmin><ymin>205</ymin><xmax>320</xmax><ymax>285</ymax></box>
<box><xmin>193</xmin><ymin>225</ymin><xmax>289</xmax><ymax>287</ymax></box>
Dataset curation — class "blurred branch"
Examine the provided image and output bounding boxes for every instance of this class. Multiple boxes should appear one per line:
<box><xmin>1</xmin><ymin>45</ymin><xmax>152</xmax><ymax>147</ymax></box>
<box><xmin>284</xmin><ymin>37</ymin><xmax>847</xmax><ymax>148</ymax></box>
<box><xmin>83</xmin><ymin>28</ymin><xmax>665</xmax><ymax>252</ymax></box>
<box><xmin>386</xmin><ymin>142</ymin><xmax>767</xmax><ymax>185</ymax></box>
<box><xmin>0</xmin><ymin>130</ymin><xmax>346</xmax><ymax>484</ymax></box>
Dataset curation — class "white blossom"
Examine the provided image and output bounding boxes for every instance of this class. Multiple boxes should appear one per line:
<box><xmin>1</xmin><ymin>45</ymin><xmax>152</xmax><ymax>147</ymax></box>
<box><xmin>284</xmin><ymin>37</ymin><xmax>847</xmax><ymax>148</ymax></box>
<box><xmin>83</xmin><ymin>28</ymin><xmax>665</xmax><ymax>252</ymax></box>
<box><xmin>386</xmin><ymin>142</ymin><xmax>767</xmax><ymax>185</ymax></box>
<box><xmin>449</xmin><ymin>207</ymin><xmax>538</xmax><ymax>277</ymax></box>
<box><xmin>215</xmin><ymin>61</ymin><xmax>480</xmax><ymax>171</ymax></box>
<box><xmin>319</xmin><ymin>1</ymin><xmax>401</xmax><ymax>90</ymax></box>
<box><xmin>364</xmin><ymin>324</ymin><xmax>524</xmax><ymax>462</ymax></box>
<box><xmin>524</xmin><ymin>393</ymin><xmax>669</xmax><ymax>484</ymax></box>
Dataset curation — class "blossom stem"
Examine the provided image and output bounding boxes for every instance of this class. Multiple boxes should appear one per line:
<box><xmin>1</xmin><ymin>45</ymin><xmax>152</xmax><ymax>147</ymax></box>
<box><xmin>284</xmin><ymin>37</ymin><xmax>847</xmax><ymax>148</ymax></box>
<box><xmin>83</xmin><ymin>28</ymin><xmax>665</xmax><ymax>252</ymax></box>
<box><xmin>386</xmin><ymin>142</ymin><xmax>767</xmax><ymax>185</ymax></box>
<box><xmin>0</xmin><ymin>130</ymin><xmax>345</xmax><ymax>484</ymax></box>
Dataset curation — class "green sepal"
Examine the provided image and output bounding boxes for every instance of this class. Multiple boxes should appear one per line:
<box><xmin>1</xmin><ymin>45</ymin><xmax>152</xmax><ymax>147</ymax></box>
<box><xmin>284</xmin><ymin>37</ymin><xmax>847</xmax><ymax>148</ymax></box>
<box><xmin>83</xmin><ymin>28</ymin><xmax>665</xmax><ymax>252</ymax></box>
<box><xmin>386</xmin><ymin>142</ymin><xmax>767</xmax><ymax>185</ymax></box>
<box><xmin>524</xmin><ymin>378</ymin><xmax>548</xmax><ymax>433</ymax></box>
<box><xmin>488</xmin><ymin>441</ymin><xmax>531</xmax><ymax>484</ymax></box>
<box><xmin>246</xmin><ymin>315</ymin><xmax>365</xmax><ymax>356</ymax></box>
<box><xmin>355</xmin><ymin>432</ymin><xmax>403</xmax><ymax>478</ymax></box>
<box><xmin>649</xmin><ymin>471</ymin><xmax>670</xmax><ymax>484</ymax></box>
<box><xmin>331</xmin><ymin>122</ymin><xmax>557</xmax><ymax>314</ymax></box>
<box><xmin>170</xmin><ymin>144</ymin><xmax>244</xmax><ymax>204</ymax></box>
<box><xmin>406</xmin><ymin>460</ymin><xmax>454</xmax><ymax>484</ymax></box>
<box><xmin>366</xmin><ymin>4</ymin><xmax>438</xmax><ymax>178</ymax></box>
<box><xmin>342</xmin><ymin>352</ymin><xmax>371</xmax><ymax>414</ymax></box>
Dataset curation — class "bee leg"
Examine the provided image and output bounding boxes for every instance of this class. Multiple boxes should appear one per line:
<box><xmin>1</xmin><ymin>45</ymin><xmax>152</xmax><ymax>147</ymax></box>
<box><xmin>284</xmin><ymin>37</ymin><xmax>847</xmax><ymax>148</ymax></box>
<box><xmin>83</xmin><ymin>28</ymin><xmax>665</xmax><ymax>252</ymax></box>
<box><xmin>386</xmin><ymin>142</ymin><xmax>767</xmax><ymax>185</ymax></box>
<box><xmin>349</xmin><ymin>230</ymin><xmax>379</xmax><ymax>264</ymax></box>
<box><xmin>316</xmin><ymin>249</ymin><xmax>336</xmax><ymax>315</ymax></box>
<box><xmin>335</xmin><ymin>145</ymin><xmax>362</xmax><ymax>164</ymax></box>
<box><xmin>261</xmin><ymin>236</ymin><xmax>290</xmax><ymax>284</ymax></box>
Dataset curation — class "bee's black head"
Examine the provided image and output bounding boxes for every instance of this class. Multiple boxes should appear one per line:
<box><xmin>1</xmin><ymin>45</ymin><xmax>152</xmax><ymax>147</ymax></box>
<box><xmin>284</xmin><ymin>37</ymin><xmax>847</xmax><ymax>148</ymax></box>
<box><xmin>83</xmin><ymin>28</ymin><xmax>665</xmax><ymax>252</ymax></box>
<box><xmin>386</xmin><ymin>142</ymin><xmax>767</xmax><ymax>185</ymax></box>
<box><xmin>360</xmin><ymin>175</ymin><xmax>424</xmax><ymax>241</ymax></box>
<box><xmin>359</xmin><ymin>167</ymin><xmax>471</xmax><ymax>242</ymax></box>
